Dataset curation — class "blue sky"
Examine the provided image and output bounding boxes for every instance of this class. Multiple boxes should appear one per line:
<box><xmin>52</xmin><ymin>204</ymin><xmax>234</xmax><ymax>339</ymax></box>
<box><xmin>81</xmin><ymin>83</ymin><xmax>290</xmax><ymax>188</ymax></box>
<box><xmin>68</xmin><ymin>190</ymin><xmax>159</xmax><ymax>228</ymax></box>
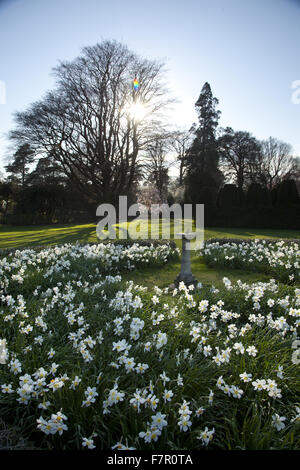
<box><xmin>0</xmin><ymin>0</ymin><xmax>300</xmax><ymax>175</ymax></box>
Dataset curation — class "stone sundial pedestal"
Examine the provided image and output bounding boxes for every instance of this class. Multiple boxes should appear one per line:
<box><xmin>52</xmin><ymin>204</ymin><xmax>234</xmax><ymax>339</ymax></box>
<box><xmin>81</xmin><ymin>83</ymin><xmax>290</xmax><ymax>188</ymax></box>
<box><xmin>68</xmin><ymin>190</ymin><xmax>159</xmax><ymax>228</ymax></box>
<box><xmin>174</xmin><ymin>232</ymin><xmax>197</xmax><ymax>288</ymax></box>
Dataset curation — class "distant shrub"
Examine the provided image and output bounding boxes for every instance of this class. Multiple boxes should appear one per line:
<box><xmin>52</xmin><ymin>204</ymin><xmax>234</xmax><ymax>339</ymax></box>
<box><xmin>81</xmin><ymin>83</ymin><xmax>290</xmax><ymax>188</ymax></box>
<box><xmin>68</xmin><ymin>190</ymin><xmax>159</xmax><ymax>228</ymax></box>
<box><xmin>217</xmin><ymin>184</ymin><xmax>243</xmax><ymax>208</ymax></box>
<box><xmin>246</xmin><ymin>183</ymin><xmax>271</xmax><ymax>208</ymax></box>
<box><xmin>277</xmin><ymin>179</ymin><xmax>300</xmax><ymax>206</ymax></box>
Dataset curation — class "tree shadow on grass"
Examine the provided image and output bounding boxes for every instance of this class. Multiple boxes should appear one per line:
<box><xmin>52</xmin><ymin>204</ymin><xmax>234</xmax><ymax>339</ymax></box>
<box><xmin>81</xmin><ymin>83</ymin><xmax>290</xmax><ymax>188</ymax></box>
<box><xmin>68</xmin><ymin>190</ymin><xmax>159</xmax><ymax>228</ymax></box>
<box><xmin>206</xmin><ymin>227</ymin><xmax>300</xmax><ymax>239</ymax></box>
<box><xmin>0</xmin><ymin>224</ymin><xmax>98</xmax><ymax>250</ymax></box>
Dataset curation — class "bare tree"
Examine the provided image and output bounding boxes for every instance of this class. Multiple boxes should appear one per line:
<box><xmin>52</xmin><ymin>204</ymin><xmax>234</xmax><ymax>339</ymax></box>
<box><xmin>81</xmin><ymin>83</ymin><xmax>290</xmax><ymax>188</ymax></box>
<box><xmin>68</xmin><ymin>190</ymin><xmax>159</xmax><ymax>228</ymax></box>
<box><xmin>135</xmin><ymin>183</ymin><xmax>162</xmax><ymax>210</ymax></box>
<box><xmin>168</xmin><ymin>130</ymin><xmax>192</xmax><ymax>185</ymax></box>
<box><xmin>258</xmin><ymin>137</ymin><xmax>297</xmax><ymax>189</ymax></box>
<box><xmin>218</xmin><ymin>127</ymin><xmax>261</xmax><ymax>191</ymax></box>
<box><xmin>142</xmin><ymin>139</ymin><xmax>171</xmax><ymax>202</ymax></box>
<box><xmin>9</xmin><ymin>40</ymin><xmax>174</xmax><ymax>205</ymax></box>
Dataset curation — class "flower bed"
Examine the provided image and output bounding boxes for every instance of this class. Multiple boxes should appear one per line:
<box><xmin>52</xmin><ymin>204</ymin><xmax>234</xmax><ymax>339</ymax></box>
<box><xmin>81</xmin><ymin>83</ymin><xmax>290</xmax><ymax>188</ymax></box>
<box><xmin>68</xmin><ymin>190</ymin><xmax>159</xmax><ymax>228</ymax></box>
<box><xmin>0</xmin><ymin>241</ymin><xmax>179</xmax><ymax>294</ymax></box>
<box><xmin>0</xmin><ymin>242</ymin><xmax>299</xmax><ymax>450</ymax></box>
<box><xmin>202</xmin><ymin>239</ymin><xmax>300</xmax><ymax>284</ymax></box>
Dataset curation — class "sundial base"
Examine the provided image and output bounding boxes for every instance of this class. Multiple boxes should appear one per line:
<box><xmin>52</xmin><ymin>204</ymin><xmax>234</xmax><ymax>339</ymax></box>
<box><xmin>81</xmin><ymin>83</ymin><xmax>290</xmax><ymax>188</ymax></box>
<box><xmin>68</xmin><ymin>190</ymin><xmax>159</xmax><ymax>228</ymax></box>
<box><xmin>174</xmin><ymin>273</ymin><xmax>198</xmax><ymax>288</ymax></box>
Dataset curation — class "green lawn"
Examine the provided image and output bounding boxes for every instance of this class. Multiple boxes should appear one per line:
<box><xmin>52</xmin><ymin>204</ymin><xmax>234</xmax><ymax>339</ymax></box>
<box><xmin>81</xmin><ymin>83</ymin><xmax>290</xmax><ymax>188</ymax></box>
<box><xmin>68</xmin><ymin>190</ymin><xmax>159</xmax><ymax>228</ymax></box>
<box><xmin>1</xmin><ymin>222</ymin><xmax>299</xmax><ymax>290</ymax></box>
<box><xmin>0</xmin><ymin>223</ymin><xmax>98</xmax><ymax>249</ymax></box>
<box><xmin>121</xmin><ymin>254</ymin><xmax>273</xmax><ymax>290</ymax></box>
<box><xmin>1</xmin><ymin>222</ymin><xmax>299</xmax><ymax>250</ymax></box>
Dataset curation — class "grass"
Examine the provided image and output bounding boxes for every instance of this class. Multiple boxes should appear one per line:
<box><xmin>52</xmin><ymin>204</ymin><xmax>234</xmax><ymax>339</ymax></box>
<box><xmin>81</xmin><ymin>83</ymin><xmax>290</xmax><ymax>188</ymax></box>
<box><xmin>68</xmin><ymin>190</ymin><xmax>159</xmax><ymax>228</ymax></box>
<box><xmin>122</xmin><ymin>253</ymin><xmax>273</xmax><ymax>290</ymax></box>
<box><xmin>0</xmin><ymin>221</ymin><xmax>299</xmax><ymax>250</ymax></box>
<box><xmin>0</xmin><ymin>223</ymin><xmax>99</xmax><ymax>250</ymax></box>
<box><xmin>0</xmin><ymin>418</ymin><xmax>39</xmax><ymax>450</ymax></box>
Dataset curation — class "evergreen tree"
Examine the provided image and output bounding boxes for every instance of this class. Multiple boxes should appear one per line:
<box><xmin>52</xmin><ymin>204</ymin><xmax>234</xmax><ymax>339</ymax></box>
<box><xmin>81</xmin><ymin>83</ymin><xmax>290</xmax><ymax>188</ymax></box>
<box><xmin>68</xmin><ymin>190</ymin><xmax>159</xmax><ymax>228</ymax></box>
<box><xmin>5</xmin><ymin>143</ymin><xmax>35</xmax><ymax>188</ymax></box>
<box><xmin>185</xmin><ymin>82</ymin><xmax>223</xmax><ymax>204</ymax></box>
<box><xmin>27</xmin><ymin>156</ymin><xmax>66</xmax><ymax>186</ymax></box>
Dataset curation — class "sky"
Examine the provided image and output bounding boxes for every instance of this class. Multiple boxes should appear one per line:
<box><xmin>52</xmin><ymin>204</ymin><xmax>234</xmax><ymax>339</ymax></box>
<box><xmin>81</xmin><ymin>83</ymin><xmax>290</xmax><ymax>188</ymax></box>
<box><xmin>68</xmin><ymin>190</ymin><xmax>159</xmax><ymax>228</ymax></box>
<box><xmin>0</xmin><ymin>0</ymin><xmax>300</xmax><ymax>176</ymax></box>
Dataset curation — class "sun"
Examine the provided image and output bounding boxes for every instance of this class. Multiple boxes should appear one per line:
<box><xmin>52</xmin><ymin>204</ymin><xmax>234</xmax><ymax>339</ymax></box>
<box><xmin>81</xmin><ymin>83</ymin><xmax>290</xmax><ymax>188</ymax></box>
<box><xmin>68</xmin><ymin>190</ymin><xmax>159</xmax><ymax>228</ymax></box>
<box><xmin>127</xmin><ymin>101</ymin><xmax>148</xmax><ymax>121</ymax></box>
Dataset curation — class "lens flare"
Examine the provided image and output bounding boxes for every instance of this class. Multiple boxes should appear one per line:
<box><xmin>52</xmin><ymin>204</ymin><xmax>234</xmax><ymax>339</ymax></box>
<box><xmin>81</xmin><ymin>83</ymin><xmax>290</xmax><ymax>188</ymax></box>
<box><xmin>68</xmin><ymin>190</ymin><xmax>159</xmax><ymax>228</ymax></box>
<box><xmin>127</xmin><ymin>102</ymin><xmax>146</xmax><ymax>120</ymax></box>
<box><xmin>133</xmin><ymin>78</ymin><xmax>139</xmax><ymax>91</ymax></box>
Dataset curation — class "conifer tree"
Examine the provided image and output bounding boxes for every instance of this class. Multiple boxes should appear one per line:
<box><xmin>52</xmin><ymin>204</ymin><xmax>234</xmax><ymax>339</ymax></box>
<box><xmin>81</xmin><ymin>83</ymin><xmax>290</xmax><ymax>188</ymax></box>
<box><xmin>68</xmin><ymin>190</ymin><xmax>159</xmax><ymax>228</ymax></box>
<box><xmin>185</xmin><ymin>82</ymin><xmax>223</xmax><ymax>204</ymax></box>
<box><xmin>5</xmin><ymin>143</ymin><xmax>34</xmax><ymax>188</ymax></box>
